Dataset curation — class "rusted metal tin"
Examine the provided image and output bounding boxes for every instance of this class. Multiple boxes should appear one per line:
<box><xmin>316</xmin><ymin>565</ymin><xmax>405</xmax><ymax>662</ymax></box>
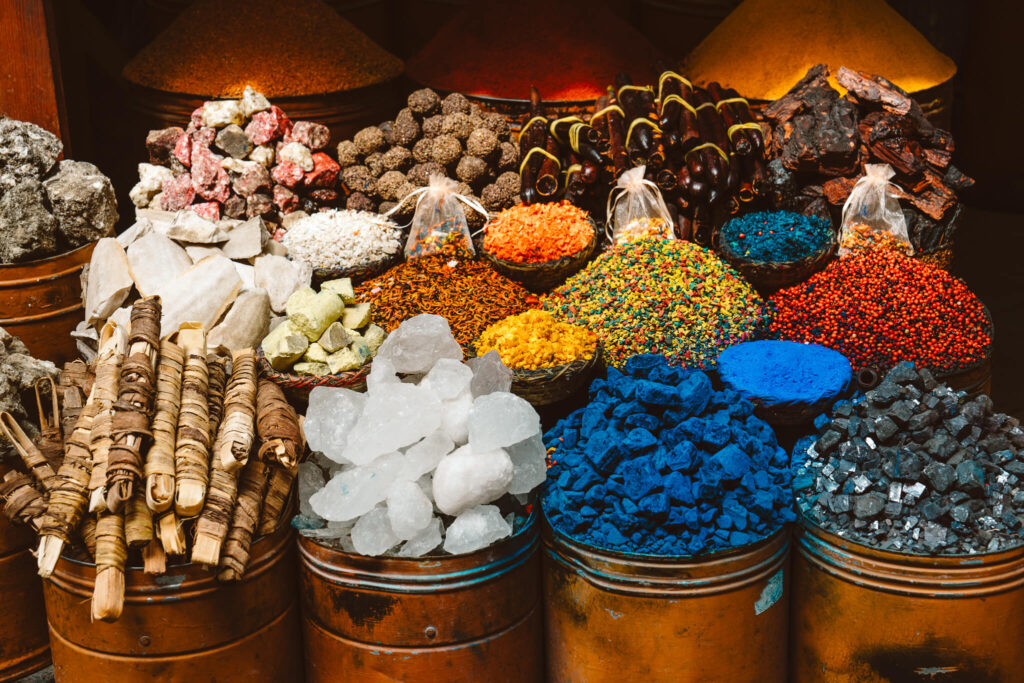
<box><xmin>792</xmin><ymin>519</ymin><xmax>1024</xmax><ymax>682</ymax></box>
<box><xmin>43</xmin><ymin>523</ymin><xmax>302</xmax><ymax>682</ymax></box>
<box><xmin>0</xmin><ymin>467</ymin><xmax>50</xmax><ymax>681</ymax></box>
<box><xmin>298</xmin><ymin>510</ymin><xmax>543</xmax><ymax>682</ymax></box>
<box><xmin>0</xmin><ymin>241</ymin><xmax>95</xmax><ymax>367</ymax></box>
<box><xmin>543</xmin><ymin>523</ymin><xmax>790</xmax><ymax>682</ymax></box>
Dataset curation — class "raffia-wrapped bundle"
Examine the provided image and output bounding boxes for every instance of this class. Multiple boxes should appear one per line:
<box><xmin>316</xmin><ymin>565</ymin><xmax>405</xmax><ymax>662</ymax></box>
<box><xmin>258</xmin><ymin>464</ymin><xmax>297</xmax><ymax>536</ymax></box>
<box><xmin>145</xmin><ymin>340</ymin><xmax>185</xmax><ymax>512</ymax></box>
<box><xmin>255</xmin><ymin>381</ymin><xmax>301</xmax><ymax>468</ymax></box>
<box><xmin>0</xmin><ymin>413</ymin><xmax>59</xmax><ymax>492</ymax></box>
<box><xmin>206</xmin><ymin>357</ymin><xmax>228</xmax><ymax>441</ymax></box>
<box><xmin>124</xmin><ymin>496</ymin><xmax>153</xmax><ymax>548</ymax></box>
<box><xmin>34</xmin><ymin>377</ymin><xmax>65</xmax><ymax>471</ymax></box>
<box><xmin>92</xmin><ymin>510</ymin><xmax>127</xmax><ymax>622</ymax></box>
<box><xmin>174</xmin><ymin>326</ymin><xmax>211</xmax><ymax>517</ymax></box>
<box><xmin>106</xmin><ymin>298</ymin><xmax>162</xmax><ymax>513</ymax></box>
<box><xmin>0</xmin><ymin>471</ymin><xmax>47</xmax><ymax>531</ymax></box>
<box><xmin>217</xmin><ymin>457</ymin><xmax>269</xmax><ymax>581</ymax></box>
<box><xmin>192</xmin><ymin>349</ymin><xmax>257</xmax><ymax>567</ymax></box>
<box><xmin>36</xmin><ymin>399</ymin><xmax>100</xmax><ymax>577</ymax></box>
<box><xmin>143</xmin><ymin>537</ymin><xmax>167</xmax><ymax>575</ymax></box>
<box><xmin>80</xmin><ymin>516</ymin><xmax>97</xmax><ymax>559</ymax></box>
<box><xmin>88</xmin><ymin>323</ymin><xmax>128</xmax><ymax>512</ymax></box>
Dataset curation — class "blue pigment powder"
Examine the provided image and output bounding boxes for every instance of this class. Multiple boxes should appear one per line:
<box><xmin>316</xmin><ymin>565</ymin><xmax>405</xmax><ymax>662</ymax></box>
<box><xmin>721</xmin><ymin>210</ymin><xmax>832</xmax><ymax>263</ymax></box>
<box><xmin>542</xmin><ymin>354</ymin><xmax>795</xmax><ymax>556</ymax></box>
<box><xmin>717</xmin><ymin>340</ymin><xmax>852</xmax><ymax>409</ymax></box>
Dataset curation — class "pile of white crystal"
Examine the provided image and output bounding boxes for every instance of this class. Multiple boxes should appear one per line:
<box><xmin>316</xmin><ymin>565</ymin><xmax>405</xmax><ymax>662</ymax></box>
<box><xmin>298</xmin><ymin>314</ymin><xmax>546</xmax><ymax>557</ymax></box>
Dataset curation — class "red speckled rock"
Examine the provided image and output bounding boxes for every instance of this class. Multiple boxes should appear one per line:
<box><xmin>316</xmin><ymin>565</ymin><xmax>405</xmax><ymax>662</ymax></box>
<box><xmin>271</xmin><ymin>161</ymin><xmax>304</xmax><ymax>189</ymax></box>
<box><xmin>247</xmin><ymin>192</ymin><xmax>273</xmax><ymax>218</ymax></box>
<box><xmin>273</xmin><ymin>184</ymin><xmax>299</xmax><ymax>213</ymax></box>
<box><xmin>161</xmin><ymin>173</ymin><xmax>195</xmax><ymax>210</ymax></box>
<box><xmin>285</xmin><ymin>121</ymin><xmax>331</xmax><ymax>150</ymax></box>
<box><xmin>173</xmin><ymin>134</ymin><xmax>192</xmax><ymax>168</ymax></box>
<box><xmin>233</xmin><ymin>163</ymin><xmax>272</xmax><ymax>197</ymax></box>
<box><xmin>146</xmin><ymin>127</ymin><xmax>184</xmax><ymax>166</ymax></box>
<box><xmin>245</xmin><ymin>105</ymin><xmax>292</xmax><ymax>146</ymax></box>
<box><xmin>191</xmin><ymin>147</ymin><xmax>231</xmax><ymax>202</ymax></box>
<box><xmin>192</xmin><ymin>201</ymin><xmax>221</xmax><ymax>221</ymax></box>
<box><xmin>304</xmin><ymin>152</ymin><xmax>340</xmax><ymax>189</ymax></box>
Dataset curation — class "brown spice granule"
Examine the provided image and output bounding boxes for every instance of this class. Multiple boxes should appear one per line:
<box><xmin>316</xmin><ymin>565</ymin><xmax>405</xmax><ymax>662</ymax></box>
<box><xmin>431</xmin><ymin>135</ymin><xmax>462</xmax><ymax>167</ymax></box>
<box><xmin>421</xmin><ymin>115</ymin><xmax>444</xmax><ymax>139</ymax></box>
<box><xmin>381</xmin><ymin>147</ymin><xmax>413</xmax><ymax>173</ymax></box>
<box><xmin>441</xmin><ymin>113</ymin><xmax>474</xmax><ymax>140</ymax></box>
<box><xmin>441</xmin><ymin>93</ymin><xmax>471</xmax><ymax>115</ymax></box>
<box><xmin>122</xmin><ymin>0</ymin><xmax>403</xmax><ymax>97</ymax></box>
<box><xmin>466</xmin><ymin>128</ymin><xmax>499</xmax><ymax>158</ymax></box>
<box><xmin>407</xmin><ymin>89</ymin><xmax>441</xmax><ymax>116</ymax></box>
<box><xmin>412</xmin><ymin>138</ymin><xmax>434</xmax><ymax>165</ymax></box>
<box><xmin>336</xmin><ymin>140</ymin><xmax>360</xmax><ymax>167</ymax></box>
<box><xmin>353</xmin><ymin>126</ymin><xmax>386</xmax><ymax>156</ymax></box>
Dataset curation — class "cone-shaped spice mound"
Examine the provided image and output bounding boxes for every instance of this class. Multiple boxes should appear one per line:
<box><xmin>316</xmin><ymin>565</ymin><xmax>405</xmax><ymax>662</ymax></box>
<box><xmin>683</xmin><ymin>0</ymin><xmax>956</xmax><ymax>100</ymax></box>
<box><xmin>124</xmin><ymin>0</ymin><xmax>403</xmax><ymax>97</ymax></box>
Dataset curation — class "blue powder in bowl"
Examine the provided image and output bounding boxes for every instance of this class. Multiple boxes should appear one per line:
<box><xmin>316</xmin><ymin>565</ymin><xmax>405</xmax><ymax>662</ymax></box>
<box><xmin>718</xmin><ymin>340</ymin><xmax>852</xmax><ymax>409</ymax></box>
<box><xmin>721</xmin><ymin>211</ymin><xmax>832</xmax><ymax>263</ymax></box>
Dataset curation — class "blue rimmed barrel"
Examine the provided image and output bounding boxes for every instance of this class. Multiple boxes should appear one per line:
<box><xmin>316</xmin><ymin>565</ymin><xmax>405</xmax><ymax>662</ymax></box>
<box><xmin>791</xmin><ymin>518</ymin><xmax>1024</xmax><ymax>681</ymax></box>
<box><xmin>543</xmin><ymin>523</ymin><xmax>790</xmax><ymax>681</ymax></box>
<box><xmin>298</xmin><ymin>510</ymin><xmax>543</xmax><ymax>682</ymax></box>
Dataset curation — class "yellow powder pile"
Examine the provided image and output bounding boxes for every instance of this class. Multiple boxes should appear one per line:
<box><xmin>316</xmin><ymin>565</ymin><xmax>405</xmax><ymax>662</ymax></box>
<box><xmin>683</xmin><ymin>0</ymin><xmax>956</xmax><ymax>100</ymax></box>
<box><xmin>123</xmin><ymin>0</ymin><xmax>403</xmax><ymax>97</ymax></box>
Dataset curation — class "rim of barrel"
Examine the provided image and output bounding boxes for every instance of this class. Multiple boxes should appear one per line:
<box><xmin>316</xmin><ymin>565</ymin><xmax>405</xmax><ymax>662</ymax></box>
<box><xmin>0</xmin><ymin>240</ymin><xmax>96</xmax><ymax>271</ymax></box>
<box><xmin>796</xmin><ymin>511</ymin><xmax>1024</xmax><ymax>566</ymax></box>
<box><xmin>122</xmin><ymin>78</ymin><xmax>401</xmax><ymax>106</ymax></box>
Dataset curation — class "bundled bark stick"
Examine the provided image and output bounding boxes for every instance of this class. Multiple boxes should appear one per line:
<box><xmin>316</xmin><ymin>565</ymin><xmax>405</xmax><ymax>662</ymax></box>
<box><xmin>92</xmin><ymin>510</ymin><xmax>127</xmax><ymax>622</ymax></box>
<box><xmin>192</xmin><ymin>349</ymin><xmax>257</xmax><ymax>566</ymax></box>
<box><xmin>34</xmin><ymin>377</ymin><xmax>64</xmax><ymax>471</ymax></box>
<box><xmin>125</xmin><ymin>496</ymin><xmax>154</xmax><ymax>548</ymax></box>
<box><xmin>0</xmin><ymin>413</ymin><xmax>59</xmax><ymax>492</ymax></box>
<box><xmin>218</xmin><ymin>457</ymin><xmax>269</xmax><ymax>581</ymax></box>
<box><xmin>156</xmin><ymin>510</ymin><xmax>187</xmax><ymax>556</ymax></box>
<box><xmin>143</xmin><ymin>537</ymin><xmax>167</xmax><ymax>575</ymax></box>
<box><xmin>36</xmin><ymin>399</ymin><xmax>100</xmax><ymax>577</ymax></box>
<box><xmin>258</xmin><ymin>464</ymin><xmax>298</xmax><ymax>536</ymax></box>
<box><xmin>145</xmin><ymin>340</ymin><xmax>185</xmax><ymax>513</ymax></box>
<box><xmin>88</xmin><ymin>323</ymin><xmax>127</xmax><ymax>512</ymax></box>
<box><xmin>206</xmin><ymin>356</ymin><xmax>229</xmax><ymax>440</ymax></box>
<box><xmin>80</xmin><ymin>516</ymin><xmax>97</xmax><ymax>559</ymax></box>
<box><xmin>256</xmin><ymin>380</ymin><xmax>302</xmax><ymax>468</ymax></box>
<box><xmin>174</xmin><ymin>325</ymin><xmax>211</xmax><ymax>517</ymax></box>
<box><xmin>0</xmin><ymin>471</ymin><xmax>47</xmax><ymax>531</ymax></box>
<box><xmin>106</xmin><ymin>297</ymin><xmax>162</xmax><ymax>513</ymax></box>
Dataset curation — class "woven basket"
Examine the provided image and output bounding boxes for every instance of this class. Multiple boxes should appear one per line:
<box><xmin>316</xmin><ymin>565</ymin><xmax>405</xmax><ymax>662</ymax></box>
<box><xmin>256</xmin><ymin>346</ymin><xmax>370</xmax><ymax>407</ymax></box>
<box><xmin>493</xmin><ymin>345</ymin><xmax>602</xmax><ymax>408</ymax></box>
<box><xmin>479</xmin><ymin>220</ymin><xmax>599</xmax><ymax>293</ymax></box>
<box><xmin>915</xmin><ymin>243</ymin><xmax>954</xmax><ymax>271</ymax></box>
<box><xmin>715</xmin><ymin>232</ymin><xmax>837</xmax><ymax>295</ymax></box>
<box><xmin>306</xmin><ymin>250</ymin><xmax>402</xmax><ymax>288</ymax></box>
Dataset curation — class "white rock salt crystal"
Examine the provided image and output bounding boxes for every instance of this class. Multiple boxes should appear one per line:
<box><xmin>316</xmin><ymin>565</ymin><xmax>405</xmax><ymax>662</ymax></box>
<box><xmin>506</xmin><ymin>433</ymin><xmax>547</xmax><ymax>495</ymax></box>
<box><xmin>468</xmin><ymin>392</ymin><xmax>540</xmax><ymax>453</ymax></box>
<box><xmin>282</xmin><ymin>209</ymin><xmax>402</xmax><ymax>271</ymax></box>
<box><xmin>387</xmin><ymin>481</ymin><xmax>434</xmax><ymax>540</ymax></box>
<box><xmin>278</xmin><ymin>141</ymin><xmax>315</xmax><ymax>172</ymax></box>
<box><xmin>309</xmin><ymin>452</ymin><xmax>404</xmax><ymax>521</ymax></box>
<box><xmin>443</xmin><ymin>505</ymin><xmax>511</xmax><ymax>555</ymax></box>
<box><xmin>254</xmin><ymin>254</ymin><xmax>311</xmax><ymax>313</ymax></box>
<box><xmin>249</xmin><ymin>144</ymin><xmax>275</xmax><ymax>167</ymax></box>
<box><xmin>376</xmin><ymin>315</ymin><xmax>463</xmax><ymax>375</ymax></box>
<box><xmin>202</xmin><ymin>99</ymin><xmax>244</xmax><ymax>128</ymax></box>
<box><xmin>440</xmin><ymin>389</ymin><xmax>472</xmax><ymax>445</ymax></box>
<box><xmin>130</xmin><ymin>163</ymin><xmax>173</xmax><ymax>208</ymax></box>
<box><xmin>366</xmin><ymin>357</ymin><xmax>400</xmax><ymax>392</ymax></box>
<box><xmin>240</xmin><ymin>86</ymin><xmax>271</xmax><ymax>117</ymax></box>
<box><xmin>466</xmin><ymin>351</ymin><xmax>513</xmax><ymax>397</ymax></box>
<box><xmin>305</xmin><ymin>387</ymin><xmax>365</xmax><ymax>463</ymax></box>
<box><xmin>433</xmin><ymin>445</ymin><xmax>514</xmax><ymax>516</ymax></box>
<box><xmin>297</xmin><ymin>462</ymin><xmax>326</xmax><ymax>518</ymax></box>
<box><xmin>400</xmin><ymin>431</ymin><xmax>454</xmax><ymax>481</ymax></box>
<box><xmin>398</xmin><ymin>517</ymin><xmax>443</xmax><ymax>557</ymax></box>
<box><xmin>341</xmin><ymin>383</ymin><xmax>442</xmax><ymax>465</ymax></box>
<box><xmin>421</xmin><ymin>358</ymin><xmax>473</xmax><ymax>401</ymax></box>
<box><xmin>351</xmin><ymin>507</ymin><xmax>400</xmax><ymax>556</ymax></box>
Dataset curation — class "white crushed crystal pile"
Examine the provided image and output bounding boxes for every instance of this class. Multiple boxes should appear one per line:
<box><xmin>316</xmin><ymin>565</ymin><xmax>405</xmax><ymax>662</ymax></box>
<box><xmin>282</xmin><ymin>209</ymin><xmax>402</xmax><ymax>270</ymax></box>
<box><xmin>297</xmin><ymin>314</ymin><xmax>545</xmax><ymax>557</ymax></box>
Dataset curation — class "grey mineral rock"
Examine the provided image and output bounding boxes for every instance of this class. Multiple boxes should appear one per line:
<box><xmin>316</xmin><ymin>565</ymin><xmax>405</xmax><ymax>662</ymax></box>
<box><xmin>0</xmin><ymin>179</ymin><xmax>59</xmax><ymax>263</ymax></box>
<box><xmin>0</xmin><ymin>326</ymin><xmax>58</xmax><ymax>459</ymax></box>
<box><xmin>43</xmin><ymin>160</ymin><xmax>118</xmax><ymax>248</ymax></box>
<box><xmin>0</xmin><ymin>117</ymin><xmax>62</xmax><ymax>194</ymax></box>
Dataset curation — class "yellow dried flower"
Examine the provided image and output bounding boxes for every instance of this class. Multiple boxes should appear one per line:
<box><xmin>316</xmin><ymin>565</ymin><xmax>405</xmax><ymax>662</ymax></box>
<box><xmin>476</xmin><ymin>310</ymin><xmax>597</xmax><ymax>371</ymax></box>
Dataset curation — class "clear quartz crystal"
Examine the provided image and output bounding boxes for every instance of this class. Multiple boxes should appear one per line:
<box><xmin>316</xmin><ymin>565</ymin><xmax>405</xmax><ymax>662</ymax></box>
<box><xmin>421</xmin><ymin>358</ymin><xmax>473</xmax><ymax>400</ymax></box>
<box><xmin>375</xmin><ymin>314</ymin><xmax>463</xmax><ymax>374</ymax></box>
<box><xmin>297</xmin><ymin>462</ymin><xmax>326</xmax><ymax>518</ymax></box>
<box><xmin>351</xmin><ymin>506</ymin><xmax>400</xmax><ymax>556</ymax></box>
<box><xmin>468</xmin><ymin>392</ymin><xmax>540</xmax><ymax>453</ymax></box>
<box><xmin>397</xmin><ymin>517</ymin><xmax>443</xmax><ymax>557</ymax></box>
<box><xmin>506</xmin><ymin>433</ymin><xmax>547</xmax><ymax>495</ymax></box>
<box><xmin>400</xmin><ymin>431</ymin><xmax>454</xmax><ymax>481</ymax></box>
<box><xmin>432</xmin><ymin>444</ymin><xmax>514</xmax><ymax>516</ymax></box>
<box><xmin>341</xmin><ymin>383</ymin><xmax>442</xmax><ymax>465</ymax></box>
<box><xmin>442</xmin><ymin>505</ymin><xmax>511</xmax><ymax>555</ymax></box>
<box><xmin>466</xmin><ymin>351</ymin><xmax>513</xmax><ymax>397</ymax></box>
<box><xmin>387</xmin><ymin>480</ymin><xmax>434</xmax><ymax>540</ymax></box>
<box><xmin>309</xmin><ymin>452</ymin><xmax>405</xmax><ymax>521</ymax></box>
<box><xmin>304</xmin><ymin>387</ymin><xmax>365</xmax><ymax>463</ymax></box>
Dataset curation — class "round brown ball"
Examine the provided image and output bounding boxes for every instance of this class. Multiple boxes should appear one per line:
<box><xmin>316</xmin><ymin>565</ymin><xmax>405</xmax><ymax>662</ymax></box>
<box><xmin>456</xmin><ymin>155</ymin><xmax>487</xmax><ymax>185</ymax></box>
<box><xmin>482</xmin><ymin>112</ymin><xmax>511</xmax><ymax>139</ymax></box>
<box><xmin>396</xmin><ymin>107</ymin><xmax>418</xmax><ymax>126</ymax></box>
<box><xmin>480</xmin><ymin>183</ymin><xmax>509</xmax><ymax>211</ymax></box>
<box><xmin>378</xmin><ymin>200</ymin><xmax>398</xmax><ymax>214</ymax></box>
<box><xmin>346</xmin><ymin>191</ymin><xmax>376</xmax><ymax>212</ymax></box>
<box><xmin>421</xmin><ymin>115</ymin><xmax>444</xmax><ymax>138</ymax></box>
<box><xmin>441</xmin><ymin>92</ymin><xmax>471</xmax><ymax>115</ymax></box>
<box><xmin>382</xmin><ymin>146</ymin><xmax>413</xmax><ymax>173</ymax></box>
<box><xmin>342</xmin><ymin>165</ymin><xmax>374</xmax><ymax>192</ymax></box>
<box><xmin>464</xmin><ymin>203</ymin><xmax>486</xmax><ymax>230</ymax></box>
<box><xmin>466</xmin><ymin>128</ymin><xmax>499</xmax><ymax>158</ymax></box>
<box><xmin>496</xmin><ymin>171</ymin><xmax>521</xmax><ymax>198</ymax></box>
<box><xmin>379</xmin><ymin>120</ymin><xmax>396</xmax><ymax>146</ymax></box>
<box><xmin>336</xmin><ymin>140</ymin><xmax>360</xmax><ymax>167</ymax></box>
<box><xmin>496</xmin><ymin>142</ymin><xmax>519</xmax><ymax>171</ymax></box>
<box><xmin>412</xmin><ymin>138</ymin><xmax>433</xmax><ymax>164</ymax></box>
<box><xmin>441</xmin><ymin>113</ymin><xmax>474</xmax><ymax>141</ymax></box>
<box><xmin>408</xmin><ymin>88</ymin><xmax>441</xmax><ymax>116</ymax></box>
<box><xmin>353</xmin><ymin>126</ymin><xmax>386</xmax><ymax>155</ymax></box>
<box><xmin>377</xmin><ymin>170</ymin><xmax>408</xmax><ymax>201</ymax></box>
<box><xmin>408</xmin><ymin>162</ymin><xmax>445</xmax><ymax>186</ymax></box>
<box><xmin>364</xmin><ymin>152</ymin><xmax>385</xmax><ymax>177</ymax></box>
<box><xmin>430</xmin><ymin>135</ymin><xmax>462</xmax><ymax>167</ymax></box>
<box><xmin>392</xmin><ymin>119</ymin><xmax>421</xmax><ymax>147</ymax></box>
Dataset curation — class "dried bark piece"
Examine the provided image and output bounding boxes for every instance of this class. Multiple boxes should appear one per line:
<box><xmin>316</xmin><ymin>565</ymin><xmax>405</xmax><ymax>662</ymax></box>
<box><xmin>156</xmin><ymin>510</ymin><xmax>187</xmax><ymax>556</ymax></box>
<box><xmin>218</xmin><ymin>457</ymin><xmax>269</xmax><ymax>581</ymax></box>
<box><xmin>206</xmin><ymin>356</ymin><xmax>229</xmax><ymax>440</ymax></box>
<box><xmin>258</xmin><ymin>464</ymin><xmax>297</xmax><ymax>536</ymax></box>
<box><xmin>80</xmin><ymin>516</ymin><xmax>97</xmax><ymax>559</ymax></box>
<box><xmin>34</xmin><ymin>376</ymin><xmax>64</xmax><ymax>471</ymax></box>
<box><xmin>143</xmin><ymin>538</ymin><xmax>167</xmax><ymax>575</ymax></box>
<box><xmin>145</xmin><ymin>340</ymin><xmax>185</xmax><ymax>512</ymax></box>
<box><xmin>88</xmin><ymin>323</ymin><xmax>128</xmax><ymax>513</ymax></box>
<box><xmin>256</xmin><ymin>380</ymin><xmax>301</xmax><ymax>468</ymax></box>
<box><xmin>174</xmin><ymin>326</ymin><xmax>211</xmax><ymax>517</ymax></box>
<box><xmin>125</xmin><ymin>496</ymin><xmax>154</xmax><ymax>548</ymax></box>
<box><xmin>106</xmin><ymin>297</ymin><xmax>162</xmax><ymax>513</ymax></box>
<box><xmin>92</xmin><ymin>510</ymin><xmax>126</xmax><ymax>622</ymax></box>
<box><xmin>0</xmin><ymin>412</ymin><xmax>59</xmax><ymax>492</ymax></box>
<box><xmin>0</xmin><ymin>471</ymin><xmax>47</xmax><ymax>530</ymax></box>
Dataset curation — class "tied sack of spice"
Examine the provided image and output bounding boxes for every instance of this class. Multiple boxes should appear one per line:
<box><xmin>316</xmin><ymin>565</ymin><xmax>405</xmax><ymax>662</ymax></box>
<box><xmin>401</xmin><ymin>175</ymin><xmax>484</xmax><ymax>259</ymax></box>
<box><xmin>838</xmin><ymin>164</ymin><xmax>913</xmax><ymax>257</ymax></box>
<box><xmin>606</xmin><ymin>166</ymin><xmax>675</xmax><ymax>244</ymax></box>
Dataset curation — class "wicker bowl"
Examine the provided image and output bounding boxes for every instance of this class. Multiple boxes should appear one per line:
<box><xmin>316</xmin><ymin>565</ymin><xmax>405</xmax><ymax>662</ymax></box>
<box><xmin>303</xmin><ymin>250</ymin><xmax>402</xmax><ymax>288</ymax></box>
<box><xmin>256</xmin><ymin>346</ymin><xmax>370</xmax><ymax>408</ymax></box>
<box><xmin>480</xmin><ymin>344</ymin><xmax>602</xmax><ymax>408</ymax></box>
<box><xmin>715</xmin><ymin>231</ymin><xmax>837</xmax><ymax>295</ymax></box>
<box><xmin>479</xmin><ymin>220</ymin><xmax>599</xmax><ymax>294</ymax></box>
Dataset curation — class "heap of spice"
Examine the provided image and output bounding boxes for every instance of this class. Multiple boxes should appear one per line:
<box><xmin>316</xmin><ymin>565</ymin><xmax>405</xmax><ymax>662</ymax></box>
<box><xmin>282</xmin><ymin>210</ymin><xmax>401</xmax><ymax>271</ymax></box>
<box><xmin>476</xmin><ymin>310</ymin><xmax>597</xmax><ymax>371</ymax></box>
<box><xmin>543</xmin><ymin>239</ymin><xmax>766</xmax><ymax>368</ymax></box>
<box><xmin>839</xmin><ymin>222</ymin><xmax>914</xmax><ymax>257</ymax></box>
<box><xmin>720</xmin><ymin>210</ymin><xmax>832</xmax><ymax>263</ymax></box>
<box><xmin>122</xmin><ymin>0</ymin><xmax>402</xmax><ymax>97</ymax></box>
<box><xmin>356</xmin><ymin>241</ymin><xmax>537</xmax><ymax>349</ymax></box>
<box><xmin>406</xmin><ymin>0</ymin><xmax>663</xmax><ymax>102</ymax></box>
<box><xmin>131</xmin><ymin>87</ymin><xmax>341</xmax><ymax>223</ymax></box>
<box><xmin>770</xmin><ymin>251</ymin><xmax>991</xmax><ymax>373</ymax></box>
<box><xmin>483</xmin><ymin>202</ymin><xmax>593</xmax><ymax>263</ymax></box>
<box><xmin>616</xmin><ymin>217</ymin><xmax>674</xmax><ymax>244</ymax></box>
<box><xmin>336</xmin><ymin>88</ymin><xmax>520</xmax><ymax>228</ymax></box>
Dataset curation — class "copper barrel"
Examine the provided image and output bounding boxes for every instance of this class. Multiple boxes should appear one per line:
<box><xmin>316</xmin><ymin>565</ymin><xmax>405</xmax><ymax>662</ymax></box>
<box><xmin>0</xmin><ymin>468</ymin><xmax>50</xmax><ymax>681</ymax></box>
<box><xmin>299</xmin><ymin>510</ymin><xmax>543</xmax><ymax>682</ymax></box>
<box><xmin>43</xmin><ymin>524</ymin><xmax>303</xmax><ymax>682</ymax></box>
<box><xmin>0</xmin><ymin>241</ymin><xmax>95</xmax><ymax>367</ymax></box>
<box><xmin>791</xmin><ymin>519</ymin><xmax>1024</xmax><ymax>681</ymax></box>
<box><xmin>543</xmin><ymin>523</ymin><xmax>790</xmax><ymax>682</ymax></box>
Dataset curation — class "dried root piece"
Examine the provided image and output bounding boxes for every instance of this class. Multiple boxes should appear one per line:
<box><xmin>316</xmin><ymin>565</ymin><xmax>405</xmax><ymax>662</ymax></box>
<box><xmin>143</xmin><ymin>538</ymin><xmax>167</xmax><ymax>575</ymax></box>
<box><xmin>156</xmin><ymin>510</ymin><xmax>187</xmax><ymax>556</ymax></box>
<box><xmin>37</xmin><ymin>401</ymin><xmax>99</xmax><ymax>577</ymax></box>
<box><xmin>125</xmin><ymin>496</ymin><xmax>154</xmax><ymax>548</ymax></box>
<box><xmin>174</xmin><ymin>326</ymin><xmax>211</xmax><ymax>517</ymax></box>
<box><xmin>146</xmin><ymin>340</ymin><xmax>184</xmax><ymax>512</ymax></box>
<box><xmin>60</xmin><ymin>384</ymin><xmax>86</xmax><ymax>444</ymax></box>
<box><xmin>191</xmin><ymin>466</ymin><xmax>239</xmax><ymax>567</ymax></box>
<box><xmin>92</xmin><ymin>511</ymin><xmax>126</xmax><ymax>622</ymax></box>
<box><xmin>1</xmin><ymin>413</ymin><xmax>59</xmax><ymax>492</ymax></box>
<box><xmin>206</xmin><ymin>356</ymin><xmax>229</xmax><ymax>440</ymax></box>
<box><xmin>258</xmin><ymin>464</ymin><xmax>297</xmax><ymax>536</ymax></box>
<box><xmin>34</xmin><ymin>376</ymin><xmax>64</xmax><ymax>471</ymax></box>
<box><xmin>80</xmin><ymin>516</ymin><xmax>97</xmax><ymax>559</ymax></box>
<box><xmin>88</xmin><ymin>322</ymin><xmax>127</xmax><ymax>512</ymax></box>
<box><xmin>214</xmin><ymin>350</ymin><xmax>257</xmax><ymax>473</ymax></box>
<box><xmin>0</xmin><ymin>471</ymin><xmax>47</xmax><ymax>530</ymax></box>
<box><xmin>256</xmin><ymin>381</ymin><xmax>302</xmax><ymax>468</ymax></box>
<box><xmin>218</xmin><ymin>458</ymin><xmax>269</xmax><ymax>581</ymax></box>
<box><xmin>106</xmin><ymin>297</ymin><xmax>162</xmax><ymax>513</ymax></box>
